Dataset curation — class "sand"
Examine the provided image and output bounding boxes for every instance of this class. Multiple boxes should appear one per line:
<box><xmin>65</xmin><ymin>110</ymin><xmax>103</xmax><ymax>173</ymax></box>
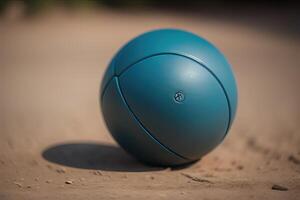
<box><xmin>0</xmin><ymin>8</ymin><xmax>299</xmax><ymax>200</ymax></box>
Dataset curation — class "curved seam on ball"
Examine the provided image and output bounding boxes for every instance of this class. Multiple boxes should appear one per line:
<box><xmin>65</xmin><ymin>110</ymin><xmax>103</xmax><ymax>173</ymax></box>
<box><xmin>101</xmin><ymin>75</ymin><xmax>115</xmax><ymax>103</ymax></box>
<box><xmin>115</xmin><ymin>77</ymin><xmax>192</xmax><ymax>161</ymax></box>
<box><xmin>117</xmin><ymin>53</ymin><xmax>232</xmax><ymax>142</ymax></box>
<box><xmin>101</xmin><ymin>59</ymin><xmax>117</xmax><ymax>104</ymax></box>
<box><xmin>100</xmin><ymin>76</ymin><xmax>116</xmax><ymax>111</ymax></box>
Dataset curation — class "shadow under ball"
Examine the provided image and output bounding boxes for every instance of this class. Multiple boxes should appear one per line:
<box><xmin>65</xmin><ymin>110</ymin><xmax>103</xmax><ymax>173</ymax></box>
<box><xmin>100</xmin><ymin>29</ymin><xmax>238</xmax><ymax>166</ymax></box>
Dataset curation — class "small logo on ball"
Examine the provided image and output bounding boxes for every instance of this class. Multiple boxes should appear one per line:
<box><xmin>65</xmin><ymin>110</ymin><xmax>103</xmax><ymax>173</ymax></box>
<box><xmin>174</xmin><ymin>91</ymin><xmax>185</xmax><ymax>103</ymax></box>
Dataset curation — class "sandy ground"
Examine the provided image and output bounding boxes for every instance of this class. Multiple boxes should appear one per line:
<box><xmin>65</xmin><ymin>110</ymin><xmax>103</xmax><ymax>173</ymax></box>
<box><xmin>0</xmin><ymin>8</ymin><xmax>300</xmax><ymax>200</ymax></box>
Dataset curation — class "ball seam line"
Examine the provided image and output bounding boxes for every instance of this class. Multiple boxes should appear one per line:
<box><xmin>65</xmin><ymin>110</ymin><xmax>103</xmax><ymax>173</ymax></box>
<box><xmin>115</xmin><ymin>77</ymin><xmax>192</xmax><ymax>161</ymax></box>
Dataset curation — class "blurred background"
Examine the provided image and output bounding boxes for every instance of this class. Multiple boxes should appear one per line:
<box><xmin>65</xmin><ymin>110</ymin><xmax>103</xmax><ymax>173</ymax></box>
<box><xmin>0</xmin><ymin>1</ymin><xmax>299</xmax><ymax>199</ymax></box>
<box><xmin>0</xmin><ymin>0</ymin><xmax>299</xmax><ymax>36</ymax></box>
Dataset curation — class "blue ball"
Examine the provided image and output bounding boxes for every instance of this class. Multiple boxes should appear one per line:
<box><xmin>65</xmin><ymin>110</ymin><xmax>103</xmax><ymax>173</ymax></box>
<box><xmin>100</xmin><ymin>29</ymin><xmax>237</xmax><ymax>166</ymax></box>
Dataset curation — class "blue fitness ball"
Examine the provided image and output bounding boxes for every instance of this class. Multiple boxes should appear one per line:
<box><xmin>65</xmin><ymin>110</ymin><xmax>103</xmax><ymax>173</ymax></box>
<box><xmin>100</xmin><ymin>29</ymin><xmax>237</xmax><ymax>166</ymax></box>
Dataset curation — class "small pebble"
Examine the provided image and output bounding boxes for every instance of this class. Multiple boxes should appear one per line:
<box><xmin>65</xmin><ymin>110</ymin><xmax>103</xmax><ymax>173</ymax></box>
<box><xmin>65</xmin><ymin>180</ymin><xmax>73</xmax><ymax>184</ymax></box>
<box><xmin>14</xmin><ymin>182</ymin><xmax>22</xmax><ymax>188</ymax></box>
<box><xmin>45</xmin><ymin>180</ymin><xmax>52</xmax><ymax>183</ymax></box>
<box><xmin>56</xmin><ymin>167</ymin><xmax>66</xmax><ymax>174</ymax></box>
<box><xmin>288</xmin><ymin>155</ymin><xmax>300</xmax><ymax>164</ymax></box>
<box><xmin>145</xmin><ymin>175</ymin><xmax>154</xmax><ymax>180</ymax></box>
<box><xmin>271</xmin><ymin>184</ymin><xmax>288</xmax><ymax>191</ymax></box>
<box><xmin>237</xmin><ymin>165</ymin><xmax>244</xmax><ymax>170</ymax></box>
<box><xmin>93</xmin><ymin>170</ymin><xmax>103</xmax><ymax>176</ymax></box>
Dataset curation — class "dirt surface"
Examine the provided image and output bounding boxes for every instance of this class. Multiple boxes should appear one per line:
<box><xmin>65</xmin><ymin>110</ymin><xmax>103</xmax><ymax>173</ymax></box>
<box><xmin>1</xmin><ymin>8</ymin><xmax>300</xmax><ymax>200</ymax></box>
